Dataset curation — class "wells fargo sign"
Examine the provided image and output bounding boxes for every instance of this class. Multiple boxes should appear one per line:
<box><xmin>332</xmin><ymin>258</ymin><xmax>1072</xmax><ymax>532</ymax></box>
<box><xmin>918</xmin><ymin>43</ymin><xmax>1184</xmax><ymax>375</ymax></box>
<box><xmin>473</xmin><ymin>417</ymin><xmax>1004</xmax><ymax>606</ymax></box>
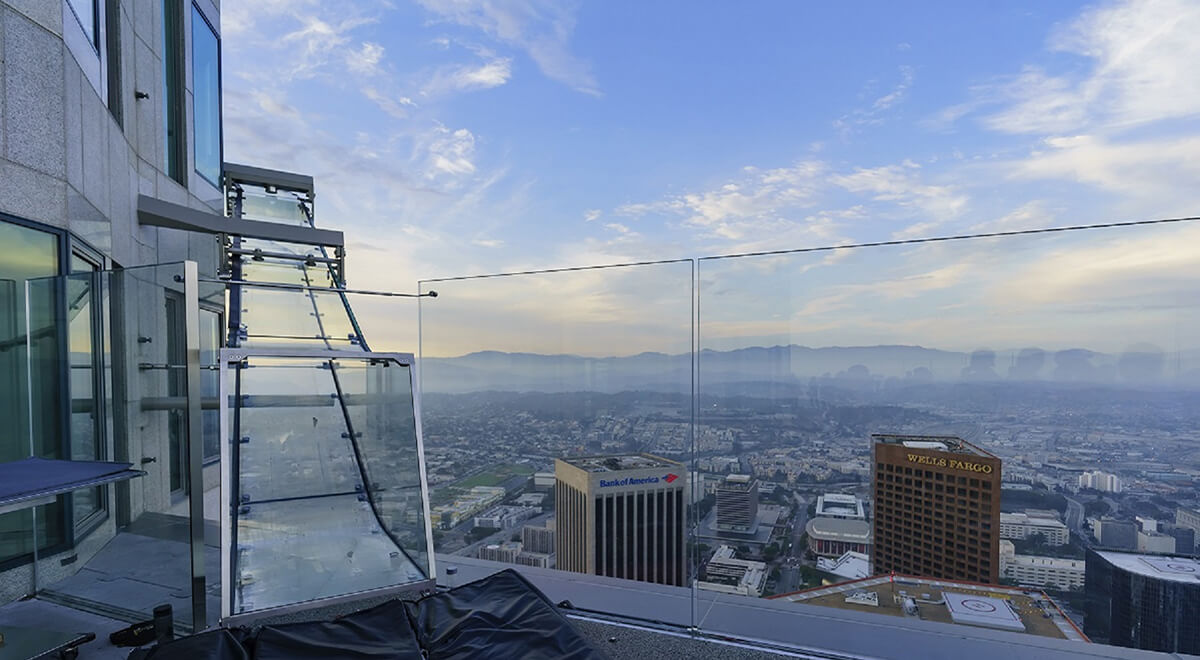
<box><xmin>906</xmin><ymin>453</ymin><xmax>993</xmax><ymax>474</ymax></box>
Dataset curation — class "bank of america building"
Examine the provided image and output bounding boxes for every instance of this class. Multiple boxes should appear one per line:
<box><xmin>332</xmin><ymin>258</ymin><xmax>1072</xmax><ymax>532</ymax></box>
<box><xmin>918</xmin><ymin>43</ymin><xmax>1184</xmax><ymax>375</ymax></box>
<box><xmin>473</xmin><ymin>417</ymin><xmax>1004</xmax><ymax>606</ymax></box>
<box><xmin>555</xmin><ymin>454</ymin><xmax>686</xmax><ymax>587</ymax></box>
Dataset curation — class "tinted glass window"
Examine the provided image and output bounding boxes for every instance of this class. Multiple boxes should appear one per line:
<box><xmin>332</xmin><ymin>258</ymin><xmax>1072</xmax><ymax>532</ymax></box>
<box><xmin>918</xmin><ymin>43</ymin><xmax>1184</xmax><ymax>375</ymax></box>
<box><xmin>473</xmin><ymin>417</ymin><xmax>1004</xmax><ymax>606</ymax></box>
<box><xmin>191</xmin><ymin>6</ymin><xmax>221</xmax><ymax>187</ymax></box>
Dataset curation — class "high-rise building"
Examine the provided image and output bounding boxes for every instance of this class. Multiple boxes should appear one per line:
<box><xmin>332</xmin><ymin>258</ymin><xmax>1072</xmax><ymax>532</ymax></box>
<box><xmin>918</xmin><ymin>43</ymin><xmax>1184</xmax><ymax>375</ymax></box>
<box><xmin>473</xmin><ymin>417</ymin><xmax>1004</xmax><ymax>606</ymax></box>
<box><xmin>871</xmin><ymin>434</ymin><xmax>1002</xmax><ymax>584</ymax></box>
<box><xmin>555</xmin><ymin>454</ymin><xmax>686</xmax><ymax>586</ymax></box>
<box><xmin>716</xmin><ymin>474</ymin><xmax>759</xmax><ymax>532</ymax></box>
<box><xmin>1078</xmin><ymin>470</ymin><xmax>1122</xmax><ymax>493</ymax></box>
<box><xmin>522</xmin><ymin>524</ymin><xmax>556</xmax><ymax>555</ymax></box>
<box><xmin>1084</xmin><ymin>550</ymin><xmax>1200</xmax><ymax>653</ymax></box>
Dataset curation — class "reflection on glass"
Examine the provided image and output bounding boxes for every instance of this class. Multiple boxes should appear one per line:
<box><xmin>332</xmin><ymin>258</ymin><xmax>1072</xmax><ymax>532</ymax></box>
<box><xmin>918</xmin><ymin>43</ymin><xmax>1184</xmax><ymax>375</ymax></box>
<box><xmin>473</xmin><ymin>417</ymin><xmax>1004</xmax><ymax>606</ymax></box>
<box><xmin>0</xmin><ymin>221</ymin><xmax>61</xmax><ymax>565</ymax></box>
<box><xmin>417</xmin><ymin>261</ymin><xmax>695</xmax><ymax>625</ymax></box>
<box><xmin>66</xmin><ymin>0</ymin><xmax>97</xmax><ymax>46</ymax></box>
<box><xmin>68</xmin><ymin>255</ymin><xmax>104</xmax><ymax>529</ymax></box>
<box><xmin>227</xmin><ymin>354</ymin><xmax>430</xmax><ymax>616</ymax></box>
<box><xmin>191</xmin><ymin>6</ymin><xmax>221</xmax><ymax>187</ymax></box>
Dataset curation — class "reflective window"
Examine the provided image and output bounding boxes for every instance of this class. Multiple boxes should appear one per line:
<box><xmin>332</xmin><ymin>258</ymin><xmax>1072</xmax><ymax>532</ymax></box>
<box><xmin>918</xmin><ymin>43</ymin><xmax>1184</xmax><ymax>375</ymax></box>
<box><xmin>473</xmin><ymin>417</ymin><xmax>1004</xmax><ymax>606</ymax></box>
<box><xmin>67</xmin><ymin>0</ymin><xmax>99</xmax><ymax>47</ymax></box>
<box><xmin>162</xmin><ymin>0</ymin><xmax>186</xmax><ymax>184</ymax></box>
<box><xmin>191</xmin><ymin>5</ymin><xmax>221</xmax><ymax>187</ymax></box>
<box><xmin>0</xmin><ymin>220</ymin><xmax>65</xmax><ymax>566</ymax></box>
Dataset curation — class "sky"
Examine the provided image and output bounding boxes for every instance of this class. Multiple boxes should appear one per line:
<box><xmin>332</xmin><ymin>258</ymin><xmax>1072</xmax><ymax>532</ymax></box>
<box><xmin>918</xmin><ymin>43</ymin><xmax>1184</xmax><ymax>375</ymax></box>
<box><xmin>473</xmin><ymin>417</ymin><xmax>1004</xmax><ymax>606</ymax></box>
<box><xmin>221</xmin><ymin>0</ymin><xmax>1200</xmax><ymax>359</ymax></box>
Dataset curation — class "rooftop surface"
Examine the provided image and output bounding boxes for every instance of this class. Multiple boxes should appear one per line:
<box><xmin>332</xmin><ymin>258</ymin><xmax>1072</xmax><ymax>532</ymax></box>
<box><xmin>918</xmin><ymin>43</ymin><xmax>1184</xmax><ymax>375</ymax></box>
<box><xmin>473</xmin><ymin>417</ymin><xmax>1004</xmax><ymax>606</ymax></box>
<box><xmin>1093</xmin><ymin>550</ymin><xmax>1200</xmax><ymax>584</ymax></box>
<box><xmin>561</xmin><ymin>453</ymin><xmax>680</xmax><ymax>472</ymax></box>
<box><xmin>805</xmin><ymin>517</ymin><xmax>872</xmax><ymax>542</ymax></box>
<box><xmin>718</xmin><ymin>474</ymin><xmax>757</xmax><ymax>491</ymax></box>
<box><xmin>872</xmin><ymin>433</ymin><xmax>995</xmax><ymax>457</ymax></box>
<box><xmin>770</xmin><ymin>574</ymin><xmax>1085</xmax><ymax>642</ymax></box>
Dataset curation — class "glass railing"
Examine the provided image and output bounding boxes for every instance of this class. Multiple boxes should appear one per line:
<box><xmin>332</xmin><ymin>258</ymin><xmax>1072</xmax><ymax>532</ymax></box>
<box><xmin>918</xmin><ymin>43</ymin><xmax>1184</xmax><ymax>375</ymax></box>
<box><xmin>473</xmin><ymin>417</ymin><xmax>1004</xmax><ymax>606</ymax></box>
<box><xmin>15</xmin><ymin>262</ymin><xmax>225</xmax><ymax>633</ymax></box>
<box><xmin>418</xmin><ymin>260</ymin><xmax>697</xmax><ymax>626</ymax></box>
<box><xmin>418</xmin><ymin>218</ymin><xmax>1200</xmax><ymax>655</ymax></box>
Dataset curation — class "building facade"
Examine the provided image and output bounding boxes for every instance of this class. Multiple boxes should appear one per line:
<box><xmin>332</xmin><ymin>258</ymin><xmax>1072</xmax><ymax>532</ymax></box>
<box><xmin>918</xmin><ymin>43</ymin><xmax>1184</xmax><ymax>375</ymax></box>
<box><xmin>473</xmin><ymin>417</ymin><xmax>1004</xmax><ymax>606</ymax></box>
<box><xmin>555</xmin><ymin>454</ymin><xmax>686</xmax><ymax>586</ymax></box>
<box><xmin>1000</xmin><ymin>511</ymin><xmax>1070</xmax><ymax>546</ymax></box>
<box><xmin>715</xmin><ymin>474</ymin><xmax>758</xmax><ymax>532</ymax></box>
<box><xmin>697</xmin><ymin>546</ymin><xmax>767</xmax><ymax>598</ymax></box>
<box><xmin>815</xmin><ymin>493</ymin><xmax>866</xmax><ymax>520</ymax></box>
<box><xmin>1176</xmin><ymin>508</ymin><xmax>1200</xmax><ymax>550</ymax></box>
<box><xmin>1095</xmin><ymin>519</ymin><xmax>1138</xmax><ymax>551</ymax></box>
<box><xmin>0</xmin><ymin>0</ymin><xmax>226</xmax><ymax>604</ymax></box>
<box><xmin>1078</xmin><ymin>470</ymin><xmax>1122</xmax><ymax>493</ymax></box>
<box><xmin>1084</xmin><ymin>550</ymin><xmax>1200</xmax><ymax>654</ymax></box>
<box><xmin>1002</xmin><ymin>552</ymin><xmax>1086</xmax><ymax>590</ymax></box>
<box><xmin>805</xmin><ymin>517</ymin><xmax>871</xmax><ymax>558</ymax></box>
<box><xmin>871</xmin><ymin>434</ymin><xmax>1002</xmax><ymax>584</ymax></box>
<box><xmin>522</xmin><ymin>524</ymin><xmax>555</xmax><ymax>555</ymax></box>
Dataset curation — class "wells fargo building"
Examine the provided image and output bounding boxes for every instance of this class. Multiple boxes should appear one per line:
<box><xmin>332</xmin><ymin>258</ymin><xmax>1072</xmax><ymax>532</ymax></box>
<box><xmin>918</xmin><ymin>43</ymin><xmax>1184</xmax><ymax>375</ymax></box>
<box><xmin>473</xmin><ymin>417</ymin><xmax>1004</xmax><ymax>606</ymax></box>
<box><xmin>872</xmin><ymin>434</ymin><xmax>1002</xmax><ymax>583</ymax></box>
<box><xmin>555</xmin><ymin>454</ymin><xmax>686</xmax><ymax>586</ymax></box>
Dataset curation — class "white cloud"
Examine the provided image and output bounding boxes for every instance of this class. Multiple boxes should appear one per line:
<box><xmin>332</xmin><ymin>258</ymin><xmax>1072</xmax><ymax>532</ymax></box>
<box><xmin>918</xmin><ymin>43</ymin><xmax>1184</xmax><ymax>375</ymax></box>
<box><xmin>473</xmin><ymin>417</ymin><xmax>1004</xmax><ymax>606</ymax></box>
<box><xmin>347</xmin><ymin>42</ymin><xmax>386</xmax><ymax>74</ymax></box>
<box><xmin>362</xmin><ymin>87</ymin><xmax>416</xmax><ymax>119</ymax></box>
<box><xmin>415</xmin><ymin>0</ymin><xmax>600</xmax><ymax>96</ymax></box>
<box><xmin>424</xmin><ymin>58</ymin><xmax>513</xmax><ymax>95</ymax></box>
<box><xmin>835</xmin><ymin>65</ymin><xmax>914</xmax><ymax>136</ymax></box>
<box><xmin>426</xmin><ymin>126</ymin><xmax>478</xmax><ymax>178</ymax></box>
<box><xmin>954</xmin><ymin>0</ymin><xmax>1200</xmax><ymax>134</ymax></box>
<box><xmin>832</xmin><ymin>162</ymin><xmax>968</xmax><ymax>231</ymax></box>
<box><xmin>583</xmin><ymin>209</ymin><xmax>601</xmax><ymax>222</ymax></box>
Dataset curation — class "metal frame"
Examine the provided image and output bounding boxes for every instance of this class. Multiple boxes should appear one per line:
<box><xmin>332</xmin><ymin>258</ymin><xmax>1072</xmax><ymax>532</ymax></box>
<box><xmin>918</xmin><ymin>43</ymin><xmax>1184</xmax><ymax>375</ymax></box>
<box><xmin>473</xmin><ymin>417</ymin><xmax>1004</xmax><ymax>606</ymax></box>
<box><xmin>218</xmin><ymin>347</ymin><xmax>436</xmax><ymax>625</ymax></box>
<box><xmin>137</xmin><ymin>195</ymin><xmax>344</xmax><ymax>247</ymax></box>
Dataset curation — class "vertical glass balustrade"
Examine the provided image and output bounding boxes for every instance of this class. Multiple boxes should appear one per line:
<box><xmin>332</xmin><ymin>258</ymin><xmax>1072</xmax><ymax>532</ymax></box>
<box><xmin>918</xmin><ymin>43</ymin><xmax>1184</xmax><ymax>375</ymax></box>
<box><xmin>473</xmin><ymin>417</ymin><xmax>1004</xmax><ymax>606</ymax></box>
<box><xmin>693</xmin><ymin>220</ymin><xmax>1200</xmax><ymax>647</ymax></box>
<box><xmin>19</xmin><ymin>262</ymin><xmax>224</xmax><ymax>633</ymax></box>
<box><xmin>418</xmin><ymin>260</ymin><xmax>696</xmax><ymax>627</ymax></box>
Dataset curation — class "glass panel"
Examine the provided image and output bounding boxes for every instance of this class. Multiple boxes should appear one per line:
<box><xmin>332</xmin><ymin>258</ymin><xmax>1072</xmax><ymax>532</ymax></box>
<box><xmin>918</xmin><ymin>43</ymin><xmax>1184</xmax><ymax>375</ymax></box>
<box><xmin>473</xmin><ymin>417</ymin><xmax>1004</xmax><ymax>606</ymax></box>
<box><xmin>17</xmin><ymin>262</ymin><xmax>225</xmax><ymax>632</ymax></box>
<box><xmin>226</xmin><ymin>353</ymin><xmax>431</xmax><ymax>617</ymax></box>
<box><xmin>694</xmin><ymin>220</ymin><xmax>1200</xmax><ymax>647</ymax></box>
<box><xmin>0</xmin><ymin>221</ymin><xmax>61</xmax><ymax>571</ymax></box>
<box><xmin>238</xmin><ymin>190</ymin><xmax>309</xmax><ymax>226</ymax></box>
<box><xmin>191</xmin><ymin>5</ymin><xmax>220</xmax><ymax>187</ymax></box>
<box><xmin>417</xmin><ymin>261</ymin><xmax>694</xmax><ymax>626</ymax></box>
<box><xmin>66</xmin><ymin>0</ymin><xmax>97</xmax><ymax>46</ymax></box>
<box><xmin>67</xmin><ymin>255</ymin><xmax>104</xmax><ymax>529</ymax></box>
<box><xmin>200</xmin><ymin>308</ymin><xmax>221</xmax><ymax>460</ymax></box>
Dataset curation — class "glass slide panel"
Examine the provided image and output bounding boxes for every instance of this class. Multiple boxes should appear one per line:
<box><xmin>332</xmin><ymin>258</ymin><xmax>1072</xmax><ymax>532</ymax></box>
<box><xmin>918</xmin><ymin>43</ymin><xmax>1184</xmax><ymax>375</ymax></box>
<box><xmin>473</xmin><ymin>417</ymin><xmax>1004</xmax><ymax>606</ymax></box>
<box><xmin>694</xmin><ymin>220</ymin><xmax>1200</xmax><ymax>648</ymax></box>
<box><xmin>24</xmin><ymin>263</ymin><xmax>219</xmax><ymax>632</ymax></box>
<box><xmin>227</xmin><ymin>354</ymin><xmax>429</xmax><ymax>617</ymax></box>
<box><xmin>418</xmin><ymin>260</ymin><xmax>695</xmax><ymax>627</ymax></box>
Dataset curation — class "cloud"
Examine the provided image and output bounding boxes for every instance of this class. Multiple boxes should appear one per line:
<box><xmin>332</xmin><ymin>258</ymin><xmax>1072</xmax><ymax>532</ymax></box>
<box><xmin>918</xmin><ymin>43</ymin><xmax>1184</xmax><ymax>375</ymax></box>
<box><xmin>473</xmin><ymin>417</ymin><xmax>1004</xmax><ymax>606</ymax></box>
<box><xmin>832</xmin><ymin>161</ymin><xmax>968</xmax><ymax>233</ymax></box>
<box><xmin>415</xmin><ymin>0</ymin><xmax>600</xmax><ymax>96</ymax></box>
<box><xmin>583</xmin><ymin>209</ymin><xmax>601</xmax><ymax>222</ymax></box>
<box><xmin>835</xmin><ymin>65</ymin><xmax>914</xmax><ymax>136</ymax></box>
<box><xmin>424</xmin><ymin>58</ymin><xmax>513</xmax><ymax>95</ymax></box>
<box><xmin>947</xmin><ymin>0</ymin><xmax>1200</xmax><ymax>134</ymax></box>
<box><xmin>425</xmin><ymin>125</ymin><xmax>478</xmax><ymax>178</ymax></box>
<box><xmin>347</xmin><ymin>41</ymin><xmax>386</xmax><ymax>74</ymax></box>
<box><xmin>362</xmin><ymin>87</ymin><xmax>416</xmax><ymax>119</ymax></box>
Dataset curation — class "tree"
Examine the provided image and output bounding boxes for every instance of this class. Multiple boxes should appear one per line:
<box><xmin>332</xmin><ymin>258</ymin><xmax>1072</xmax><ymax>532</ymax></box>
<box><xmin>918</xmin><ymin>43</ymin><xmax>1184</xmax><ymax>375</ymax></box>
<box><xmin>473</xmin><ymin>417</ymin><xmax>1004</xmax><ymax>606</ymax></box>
<box><xmin>468</xmin><ymin>526</ymin><xmax>500</xmax><ymax>543</ymax></box>
<box><xmin>1084</xmin><ymin>499</ymin><xmax>1110</xmax><ymax>517</ymax></box>
<box><xmin>764</xmin><ymin>542</ymin><xmax>780</xmax><ymax>561</ymax></box>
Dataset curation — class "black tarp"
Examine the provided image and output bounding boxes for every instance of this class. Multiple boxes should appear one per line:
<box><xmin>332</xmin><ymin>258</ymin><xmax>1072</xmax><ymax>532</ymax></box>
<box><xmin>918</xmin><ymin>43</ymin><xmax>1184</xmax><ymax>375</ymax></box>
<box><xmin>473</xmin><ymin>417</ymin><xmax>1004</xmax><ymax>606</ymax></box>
<box><xmin>127</xmin><ymin>570</ymin><xmax>608</xmax><ymax>660</ymax></box>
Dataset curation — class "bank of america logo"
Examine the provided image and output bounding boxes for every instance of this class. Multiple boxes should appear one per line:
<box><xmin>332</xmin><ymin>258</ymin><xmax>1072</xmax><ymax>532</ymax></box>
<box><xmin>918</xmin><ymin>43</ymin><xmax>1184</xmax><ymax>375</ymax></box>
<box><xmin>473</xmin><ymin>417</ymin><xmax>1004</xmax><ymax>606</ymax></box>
<box><xmin>663</xmin><ymin>473</ymin><xmax>679</xmax><ymax>483</ymax></box>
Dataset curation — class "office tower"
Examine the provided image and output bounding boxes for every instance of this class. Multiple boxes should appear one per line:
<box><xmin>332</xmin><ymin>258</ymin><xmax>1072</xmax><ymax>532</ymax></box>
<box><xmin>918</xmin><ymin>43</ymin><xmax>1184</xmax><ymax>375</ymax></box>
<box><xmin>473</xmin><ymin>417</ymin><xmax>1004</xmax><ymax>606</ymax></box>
<box><xmin>555</xmin><ymin>454</ymin><xmax>686</xmax><ymax>586</ymax></box>
<box><xmin>1084</xmin><ymin>550</ymin><xmax>1200</xmax><ymax>654</ymax></box>
<box><xmin>1096</xmin><ymin>519</ymin><xmax>1138</xmax><ymax>550</ymax></box>
<box><xmin>716</xmin><ymin>474</ymin><xmax>759</xmax><ymax>532</ymax></box>
<box><xmin>522</xmin><ymin>524</ymin><xmax>556</xmax><ymax>555</ymax></box>
<box><xmin>871</xmin><ymin>434</ymin><xmax>1002</xmax><ymax>584</ymax></box>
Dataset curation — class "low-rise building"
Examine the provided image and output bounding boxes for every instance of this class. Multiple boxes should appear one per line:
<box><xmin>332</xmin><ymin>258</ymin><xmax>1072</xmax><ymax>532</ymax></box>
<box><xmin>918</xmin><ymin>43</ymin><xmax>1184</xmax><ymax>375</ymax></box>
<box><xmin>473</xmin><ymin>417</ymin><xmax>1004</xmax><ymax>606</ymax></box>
<box><xmin>698</xmin><ymin>546</ymin><xmax>768</xmax><ymax>598</ymax></box>
<box><xmin>1095</xmin><ymin>518</ymin><xmax>1138</xmax><ymax>550</ymax></box>
<box><xmin>1137</xmin><ymin>530</ymin><xmax>1176</xmax><ymax>554</ymax></box>
<box><xmin>1000</xmin><ymin>511</ymin><xmax>1070</xmax><ymax>546</ymax></box>
<box><xmin>474</xmin><ymin>504</ymin><xmax>539</xmax><ymax>530</ymax></box>
<box><xmin>817</xmin><ymin>551</ymin><xmax>871</xmax><ymax>580</ymax></box>
<box><xmin>1078</xmin><ymin>471</ymin><xmax>1121</xmax><ymax>493</ymax></box>
<box><xmin>1002</xmin><ymin>553</ymin><xmax>1086</xmax><ymax>590</ymax></box>
<box><xmin>806</xmin><ymin>517</ymin><xmax>871</xmax><ymax>557</ymax></box>
<box><xmin>815</xmin><ymin>493</ymin><xmax>866</xmax><ymax>520</ymax></box>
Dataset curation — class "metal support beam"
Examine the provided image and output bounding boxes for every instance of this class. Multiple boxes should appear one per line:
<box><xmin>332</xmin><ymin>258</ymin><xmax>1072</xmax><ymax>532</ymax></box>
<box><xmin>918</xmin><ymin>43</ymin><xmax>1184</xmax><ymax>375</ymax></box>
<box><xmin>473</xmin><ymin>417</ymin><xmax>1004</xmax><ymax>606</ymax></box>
<box><xmin>137</xmin><ymin>195</ymin><xmax>343</xmax><ymax>247</ymax></box>
<box><xmin>184</xmin><ymin>261</ymin><xmax>207</xmax><ymax>631</ymax></box>
<box><xmin>222</xmin><ymin>162</ymin><xmax>314</xmax><ymax>196</ymax></box>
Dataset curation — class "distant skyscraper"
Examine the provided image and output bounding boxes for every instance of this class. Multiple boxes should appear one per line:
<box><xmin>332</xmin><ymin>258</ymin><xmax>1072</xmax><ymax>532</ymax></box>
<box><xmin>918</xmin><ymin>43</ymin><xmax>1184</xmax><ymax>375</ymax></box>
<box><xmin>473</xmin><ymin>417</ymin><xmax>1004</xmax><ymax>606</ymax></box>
<box><xmin>555</xmin><ymin>454</ymin><xmax>686</xmax><ymax>586</ymax></box>
<box><xmin>871</xmin><ymin>434</ymin><xmax>1002</xmax><ymax>584</ymax></box>
<box><xmin>716</xmin><ymin>474</ymin><xmax>759</xmax><ymax>532</ymax></box>
<box><xmin>1085</xmin><ymin>550</ymin><xmax>1200</xmax><ymax>654</ymax></box>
